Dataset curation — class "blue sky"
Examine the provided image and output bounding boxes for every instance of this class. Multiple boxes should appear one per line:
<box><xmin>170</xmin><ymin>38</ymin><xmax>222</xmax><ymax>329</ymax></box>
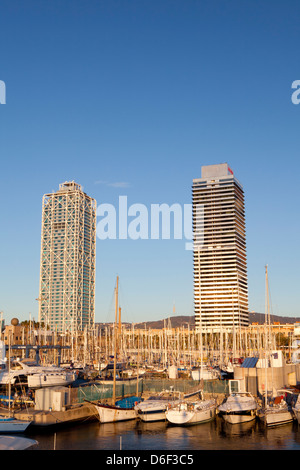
<box><xmin>0</xmin><ymin>0</ymin><xmax>299</xmax><ymax>325</ymax></box>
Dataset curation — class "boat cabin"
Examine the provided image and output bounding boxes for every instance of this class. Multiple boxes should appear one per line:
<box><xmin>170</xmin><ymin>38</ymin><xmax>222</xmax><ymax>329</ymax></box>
<box><xmin>229</xmin><ymin>378</ymin><xmax>246</xmax><ymax>394</ymax></box>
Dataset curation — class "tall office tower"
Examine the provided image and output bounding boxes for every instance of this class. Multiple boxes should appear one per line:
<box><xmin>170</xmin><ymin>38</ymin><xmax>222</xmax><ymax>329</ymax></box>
<box><xmin>193</xmin><ymin>164</ymin><xmax>248</xmax><ymax>331</ymax></box>
<box><xmin>38</xmin><ymin>181</ymin><xmax>97</xmax><ymax>333</ymax></box>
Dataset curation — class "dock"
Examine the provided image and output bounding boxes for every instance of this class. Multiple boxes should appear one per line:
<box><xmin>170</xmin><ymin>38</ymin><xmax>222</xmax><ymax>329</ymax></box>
<box><xmin>3</xmin><ymin>402</ymin><xmax>98</xmax><ymax>427</ymax></box>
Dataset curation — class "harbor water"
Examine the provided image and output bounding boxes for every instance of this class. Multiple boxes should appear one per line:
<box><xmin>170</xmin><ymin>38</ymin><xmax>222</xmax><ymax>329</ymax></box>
<box><xmin>26</xmin><ymin>415</ymin><xmax>300</xmax><ymax>451</ymax></box>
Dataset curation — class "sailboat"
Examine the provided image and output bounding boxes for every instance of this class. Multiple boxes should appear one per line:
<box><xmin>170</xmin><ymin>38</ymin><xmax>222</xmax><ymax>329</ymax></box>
<box><xmin>257</xmin><ymin>265</ymin><xmax>294</xmax><ymax>427</ymax></box>
<box><xmin>135</xmin><ymin>387</ymin><xmax>183</xmax><ymax>422</ymax></box>
<box><xmin>190</xmin><ymin>287</ymin><xmax>220</xmax><ymax>381</ymax></box>
<box><xmin>0</xmin><ymin>336</ymin><xmax>32</xmax><ymax>433</ymax></box>
<box><xmin>292</xmin><ymin>393</ymin><xmax>300</xmax><ymax>424</ymax></box>
<box><xmin>165</xmin><ymin>390</ymin><xmax>217</xmax><ymax>426</ymax></box>
<box><xmin>93</xmin><ymin>277</ymin><xmax>140</xmax><ymax>423</ymax></box>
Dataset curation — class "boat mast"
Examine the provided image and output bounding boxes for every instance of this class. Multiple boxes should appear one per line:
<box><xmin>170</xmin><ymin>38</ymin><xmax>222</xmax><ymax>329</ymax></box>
<box><xmin>8</xmin><ymin>333</ymin><xmax>11</xmax><ymax>416</ymax></box>
<box><xmin>112</xmin><ymin>276</ymin><xmax>119</xmax><ymax>405</ymax></box>
<box><xmin>264</xmin><ymin>264</ymin><xmax>270</xmax><ymax>408</ymax></box>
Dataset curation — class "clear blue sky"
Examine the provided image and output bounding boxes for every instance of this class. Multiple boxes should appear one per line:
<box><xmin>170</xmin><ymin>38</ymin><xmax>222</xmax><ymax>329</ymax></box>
<box><xmin>0</xmin><ymin>0</ymin><xmax>299</xmax><ymax>325</ymax></box>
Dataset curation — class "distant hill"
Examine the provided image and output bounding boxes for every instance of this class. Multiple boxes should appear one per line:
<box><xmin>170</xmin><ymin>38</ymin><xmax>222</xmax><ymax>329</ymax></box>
<box><xmin>134</xmin><ymin>312</ymin><xmax>300</xmax><ymax>329</ymax></box>
<box><xmin>249</xmin><ymin>312</ymin><xmax>300</xmax><ymax>325</ymax></box>
<box><xmin>97</xmin><ymin>312</ymin><xmax>300</xmax><ymax>330</ymax></box>
<box><xmin>134</xmin><ymin>315</ymin><xmax>195</xmax><ymax>329</ymax></box>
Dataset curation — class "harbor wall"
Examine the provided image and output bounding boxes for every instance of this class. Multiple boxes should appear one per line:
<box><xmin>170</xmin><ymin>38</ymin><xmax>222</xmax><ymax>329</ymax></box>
<box><xmin>234</xmin><ymin>362</ymin><xmax>300</xmax><ymax>397</ymax></box>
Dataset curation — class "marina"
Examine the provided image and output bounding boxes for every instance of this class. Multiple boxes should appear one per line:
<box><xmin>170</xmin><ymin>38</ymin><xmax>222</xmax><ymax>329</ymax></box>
<box><xmin>2</xmin><ymin>307</ymin><xmax>300</xmax><ymax>450</ymax></box>
<box><xmin>1</xmin><ymin>367</ymin><xmax>300</xmax><ymax>451</ymax></box>
<box><xmin>1</xmin><ymin>274</ymin><xmax>300</xmax><ymax>450</ymax></box>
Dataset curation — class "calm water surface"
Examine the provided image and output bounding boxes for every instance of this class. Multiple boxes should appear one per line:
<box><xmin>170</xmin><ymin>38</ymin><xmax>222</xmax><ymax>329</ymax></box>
<box><xmin>26</xmin><ymin>417</ymin><xmax>300</xmax><ymax>451</ymax></box>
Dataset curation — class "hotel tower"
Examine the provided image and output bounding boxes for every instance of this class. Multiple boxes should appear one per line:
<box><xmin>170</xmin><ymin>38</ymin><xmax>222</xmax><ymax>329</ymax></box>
<box><xmin>38</xmin><ymin>181</ymin><xmax>97</xmax><ymax>333</ymax></box>
<box><xmin>193</xmin><ymin>164</ymin><xmax>248</xmax><ymax>331</ymax></box>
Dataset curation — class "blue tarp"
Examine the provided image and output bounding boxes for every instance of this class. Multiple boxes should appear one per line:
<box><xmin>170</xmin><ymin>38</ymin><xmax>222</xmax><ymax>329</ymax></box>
<box><xmin>115</xmin><ymin>396</ymin><xmax>141</xmax><ymax>408</ymax></box>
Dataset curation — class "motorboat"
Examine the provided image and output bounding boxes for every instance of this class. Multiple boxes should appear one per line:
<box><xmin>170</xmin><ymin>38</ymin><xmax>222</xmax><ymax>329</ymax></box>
<box><xmin>217</xmin><ymin>392</ymin><xmax>257</xmax><ymax>424</ymax></box>
<box><xmin>0</xmin><ymin>435</ymin><xmax>38</xmax><ymax>450</ymax></box>
<box><xmin>0</xmin><ymin>357</ymin><xmax>76</xmax><ymax>388</ymax></box>
<box><xmin>190</xmin><ymin>366</ymin><xmax>220</xmax><ymax>381</ymax></box>
<box><xmin>135</xmin><ymin>389</ymin><xmax>182</xmax><ymax>422</ymax></box>
<box><xmin>166</xmin><ymin>394</ymin><xmax>217</xmax><ymax>426</ymax></box>
<box><xmin>27</xmin><ymin>366</ymin><xmax>77</xmax><ymax>388</ymax></box>
<box><xmin>217</xmin><ymin>378</ymin><xmax>257</xmax><ymax>424</ymax></box>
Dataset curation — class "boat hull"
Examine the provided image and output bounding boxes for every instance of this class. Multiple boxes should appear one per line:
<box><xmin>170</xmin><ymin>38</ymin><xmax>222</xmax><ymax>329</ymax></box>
<box><xmin>166</xmin><ymin>400</ymin><xmax>216</xmax><ymax>426</ymax></box>
<box><xmin>0</xmin><ymin>418</ymin><xmax>31</xmax><ymax>433</ymax></box>
<box><xmin>135</xmin><ymin>399</ymin><xmax>171</xmax><ymax>422</ymax></box>
<box><xmin>191</xmin><ymin>369</ymin><xmax>218</xmax><ymax>381</ymax></box>
<box><xmin>137</xmin><ymin>407</ymin><xmax>167</xmax><ymax>422</ymax></box>
<box><xmin>221</xmin><ymin>411</ymin><xmax>256</xmax><ymax>424</ymax></box>
<box><xmin>96</xmin><ymin>404</ymin><xmax>137</xmax><ymax>423</ymax></box>
<box><xmin>258</xmin><ymin>409</ymin><xmax>294</xmax><ymax>427</ymax></box>
<box><xmin>28</xmin><ymin>372</ymin><xmax>76</xmax><ymax>388</ymax></box>
<box><xmin>293</xmin><ymin>408</ymin><xmax>300</xmax><ymax>424</ymax></box>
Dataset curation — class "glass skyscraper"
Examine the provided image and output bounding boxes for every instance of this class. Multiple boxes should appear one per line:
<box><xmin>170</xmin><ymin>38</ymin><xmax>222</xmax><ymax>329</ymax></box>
<box><xmin>38</xmin><ymin>181</ymin><xmax>96</xmax><ymax>333</ymax></box>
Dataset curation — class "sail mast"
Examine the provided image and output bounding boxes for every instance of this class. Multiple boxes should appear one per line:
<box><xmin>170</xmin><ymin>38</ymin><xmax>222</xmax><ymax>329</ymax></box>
<box><xmin>112</xmin><ymin>276</ymin><xmax>119</xmax><ymax>405</ymax></box>
<box><xmin>264</xmin><ymin>265</ymin><xmax>269</xmax><ymax>408</ymax></box>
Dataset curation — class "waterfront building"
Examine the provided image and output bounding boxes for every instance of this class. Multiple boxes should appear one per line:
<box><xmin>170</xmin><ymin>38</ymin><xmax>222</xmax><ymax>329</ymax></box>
<box><xmin>193</xmin><ymin>164</ymin><xmax>248</xmax><ymax>332</ymax></box>
<box><xmin>38</xmin><ymin>181</ymin><xmax>96</xmax><ymax>333</ymax></box>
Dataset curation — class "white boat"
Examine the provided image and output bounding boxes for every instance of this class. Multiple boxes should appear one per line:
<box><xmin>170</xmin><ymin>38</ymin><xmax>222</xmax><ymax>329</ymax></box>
<box><xmin>93</xmin><ymin>277</ymin><xmax>141</xmax><ymax>424</ymax></box>
<box><xmin>258</xmin><ymin>395</ymin><xmax>294</xmax><ymax>427</ymax></box>
<box><xmin>217</xmin><ymin>392</ymin><xmax>257</xmax><ymax>424</ymax></box>
<box><xmin>135</xmin><ymin>398</ymin><xmax>169</xmax><ymax>422</ymax></box>
<box><xmin>135</xmin><ymin>389</ymin><xmax>182</xmax><ymax>422</ymax></box>
<box><xmin>122</xmin><ymin>367</ymin><xmax>147</xmax><ymax>377</ymax></box>
<box><xmin>166</xmin><ymin>396</ymin><xmax>217</xmax><ymax>426</ymax></box>
<box><xmin>0</xmin><ymin>337</ymin><xmax>32</xmax><ymax>433</ymax></box>
<box><xmin>26</xmin><ymin>368</ymin><xmax>76</xmax><ymax>388</ymax></box>
<box><xmin>0</xmin><ymin>416</ymin><xmax>32</xmax><ymax>433</ymax></box>
<box><xmin>0</xmin><ymin>435</ymin><xmax>38</xmax><ymax>450</ymax></box>
<box><xmin>190</xmin><ymin>366</ymin><xmax>219</xmax><ymax>381</ymax></box>
<box><xmin>292</xmin><ymin>394</ymin><xmax>300</xmax><ymax>424</ymax></box>
<box><xmin>0</xmin><ymin>344</ymin><xmax>76</xmax><ymax>388</ymax></box>
<box><xmin>95</xmin><ymin>402</ymin><xmax>138</xmax><ymax>423</ymax></box>
<box><xmin>94</xmin><ymin>395</ymin><xmax>141</xmax><ymax>423</ymax></box>
<box><xmin>190</xmin><ymin>320</ymin><xmax>220</xmax><ymax>382</ymax></box>
<box><xmin>257</xmin><ymin>267</ymin><xmax>294</xmax><ymax>427</ymax></box>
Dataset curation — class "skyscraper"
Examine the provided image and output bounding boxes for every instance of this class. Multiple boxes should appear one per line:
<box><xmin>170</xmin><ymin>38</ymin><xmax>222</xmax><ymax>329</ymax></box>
<box><xmin>38</xmin><ymin>181</ymin><xmax>96</xmax><ymax>333</ymax></box>
<box><xmin>193</xmin><ymin>164</ymin><xmax>248</xmax><ymax>331</ymax></box>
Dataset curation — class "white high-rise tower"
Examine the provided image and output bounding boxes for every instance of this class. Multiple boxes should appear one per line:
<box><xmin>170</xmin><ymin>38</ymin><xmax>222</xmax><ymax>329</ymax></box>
<box><xmin>193</xmin><ymin>164</ymin><xmax>248</xmax><ymax>331</ymax></box>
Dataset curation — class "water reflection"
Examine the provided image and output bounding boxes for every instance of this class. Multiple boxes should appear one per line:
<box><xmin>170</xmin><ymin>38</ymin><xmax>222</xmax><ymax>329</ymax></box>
<box><xmin>28</xmin><ymin>416</ymin><xmax>300</xmax><ymax>450</ymax></box>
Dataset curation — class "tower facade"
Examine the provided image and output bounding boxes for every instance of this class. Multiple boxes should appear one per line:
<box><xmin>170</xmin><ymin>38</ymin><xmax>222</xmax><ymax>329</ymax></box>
<box><xmin>38</xmin><ymin>181</ymin><xmax>96</xmax><ymax>333</ymax></box>
<box><xmin>193</xmin><ymin>164</ymin><xmax>248</xmax><ymax>331</ymax></box>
